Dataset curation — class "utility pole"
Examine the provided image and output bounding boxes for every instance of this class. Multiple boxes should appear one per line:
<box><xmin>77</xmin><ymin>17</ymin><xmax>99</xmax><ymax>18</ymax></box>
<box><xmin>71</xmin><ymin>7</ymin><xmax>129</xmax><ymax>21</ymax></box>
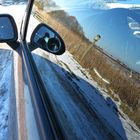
<box><xmin>80</xmin><ymin>34</ymin><xmax>101</xmax><ymax>62</ymax></box>
<box><xmin>93</xmin><ymin>34</ymin><xmax>101</xmax><ymax>44</ymax></box>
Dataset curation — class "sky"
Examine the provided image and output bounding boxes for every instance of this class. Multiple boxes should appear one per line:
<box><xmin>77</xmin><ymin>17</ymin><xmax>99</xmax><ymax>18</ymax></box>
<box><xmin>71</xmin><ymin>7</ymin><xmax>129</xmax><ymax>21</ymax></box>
<box><xmin>50</xmin><ymin>0</ymin><xmax>140</xmax><ymax>73</ymax></box>
<box><xmin>52</xmin><ymin>0</ymin><xmax>140</xmax><ymax>9</ymax></box>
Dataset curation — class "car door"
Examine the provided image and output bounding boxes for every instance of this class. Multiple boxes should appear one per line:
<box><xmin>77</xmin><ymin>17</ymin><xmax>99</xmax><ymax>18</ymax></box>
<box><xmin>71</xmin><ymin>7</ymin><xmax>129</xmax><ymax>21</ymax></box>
<box><xmin>26</xmin><ymin>0</ymin><xmax>140</xmax><ymax>140</ymax></box>
<box><xmin>0</xmin><ymin>0</ymin><xmax>140</xmax><ymax>140</ymax></box>
<box><xmin>19</xmin><ymin>0</ymin><xmax>65</xmax><ymax>139</ymax></box>
<box><xmin>0</xmin><ymin>0</ymin><xmax>65</xmax><ymax>140</ymax></box>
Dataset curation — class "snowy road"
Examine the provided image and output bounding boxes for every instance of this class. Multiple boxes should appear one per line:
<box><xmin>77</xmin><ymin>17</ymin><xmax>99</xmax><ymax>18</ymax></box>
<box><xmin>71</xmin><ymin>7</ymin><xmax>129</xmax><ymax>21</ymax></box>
<box><xmin>0</xmin><ymin>47</ymin><xmax>13</xmax><ymax>140</ymax></box>
<box><xmin>32</xmin><ymin>49</ymin><xmax>140</xmax><ymax>140</ymax></box>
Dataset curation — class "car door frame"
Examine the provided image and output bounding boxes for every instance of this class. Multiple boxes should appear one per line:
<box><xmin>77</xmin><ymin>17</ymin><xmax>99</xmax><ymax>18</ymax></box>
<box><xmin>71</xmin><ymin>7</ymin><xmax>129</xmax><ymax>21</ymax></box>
<box><xmin>17</xmin><ymin>0</ymin><xmax>65</xmax><ymax>139</ymax></box>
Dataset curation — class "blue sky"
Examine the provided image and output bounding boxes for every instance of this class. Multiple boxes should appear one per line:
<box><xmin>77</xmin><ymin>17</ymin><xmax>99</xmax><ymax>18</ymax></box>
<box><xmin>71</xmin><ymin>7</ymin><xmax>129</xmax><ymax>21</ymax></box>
<box><xmin>51</xmin><ymin>0</ymin><xmax>140</xmax><ymax>73</ymax></box>
<box><xmin>53</xmin><ymin>0</ymin><xmax>140</xmax><ymax>8</ymax></box>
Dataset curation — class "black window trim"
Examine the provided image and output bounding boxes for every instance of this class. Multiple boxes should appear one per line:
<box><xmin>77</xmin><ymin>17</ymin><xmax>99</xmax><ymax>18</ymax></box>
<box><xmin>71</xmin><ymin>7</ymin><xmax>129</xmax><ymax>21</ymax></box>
<box><xmin>18</xmin><ymin>0</ymin><xmax>65</xmax><ymax>139</ymax></box>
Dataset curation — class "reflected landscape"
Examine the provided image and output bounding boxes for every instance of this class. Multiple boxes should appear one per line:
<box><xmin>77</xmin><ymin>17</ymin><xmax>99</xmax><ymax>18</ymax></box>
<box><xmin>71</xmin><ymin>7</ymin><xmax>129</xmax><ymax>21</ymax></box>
<box><xmin>3</xmin><ymin>0</ymin><xmax>139</xmax><ymax>73</ymax></box>
<box><xmin>32</xmin><ymin>1</ymin><xmax>140</xmax><ymax>133</ymax></box>
<box><xmin>0</xmin><ymin>0</ymin><xmax>139</xmax><ymax>139</ymax></box>
<box><xmin>38</xmin><ymin>0</ymin><xmax>140</xmax><ymax>73</ymax></box>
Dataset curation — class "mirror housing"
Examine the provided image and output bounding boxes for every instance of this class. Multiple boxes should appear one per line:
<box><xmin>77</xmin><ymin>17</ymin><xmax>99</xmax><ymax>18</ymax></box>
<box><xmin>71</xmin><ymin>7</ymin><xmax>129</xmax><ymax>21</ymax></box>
<box><xmin>30</xmin><ymin>23</ymin><xmax>65</xmax><ymax>55</ymax></box>
<box><xmin>0</xmin><ymin>14</ymin><xmax>18</xmax><ymax>43</ymax></box>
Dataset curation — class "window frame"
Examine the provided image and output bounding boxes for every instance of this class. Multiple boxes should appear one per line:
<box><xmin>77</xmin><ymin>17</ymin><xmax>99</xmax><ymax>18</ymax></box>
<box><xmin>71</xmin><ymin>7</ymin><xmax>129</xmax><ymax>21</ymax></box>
<box><xmin>19</xmin><ymin>0</ymin><xmax>65</xmax><ymax>139</ymax></box>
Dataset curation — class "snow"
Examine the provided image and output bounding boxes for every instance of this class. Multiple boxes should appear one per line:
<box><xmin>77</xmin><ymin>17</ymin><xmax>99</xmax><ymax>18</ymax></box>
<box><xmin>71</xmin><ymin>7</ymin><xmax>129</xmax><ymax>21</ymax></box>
<box><xmin>0</xmin><ymin>49</ymin><xmax>13</xmax><ymax>140</ymax></box>
<box><xmin>93</xmin><ymin>68</ymin><xmax>110</xmax><ymax>84</ymax></box>
<box><xmin>0</xmin><ymin>5</ymin><xmax>26</xmax><ymax>26</ymax></box>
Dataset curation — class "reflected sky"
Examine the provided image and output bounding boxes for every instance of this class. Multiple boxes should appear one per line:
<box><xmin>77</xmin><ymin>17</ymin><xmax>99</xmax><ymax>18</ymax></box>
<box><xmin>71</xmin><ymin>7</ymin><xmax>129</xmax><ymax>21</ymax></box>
<box><xmin>1</xmin><ymin>0</ymin><xmax>140</xmax><ymax>73</ymax></box>
<box><xmin>0</xmin><ymin>17</ymin><xmax>14</xmax><ymax>39</ymax></box>
<box><xmin>51</xmin><ymin>0</ymin><xmax>140</xmax><ymax>73</ymax></box>
<box><xmin>34</xmin><ymin>26</ymin><xmax>55</xmax><ymax>42</ymax></box>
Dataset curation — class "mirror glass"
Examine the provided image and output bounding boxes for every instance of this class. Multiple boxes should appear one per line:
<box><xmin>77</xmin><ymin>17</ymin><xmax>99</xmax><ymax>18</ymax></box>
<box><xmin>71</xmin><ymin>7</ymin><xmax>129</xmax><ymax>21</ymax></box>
<box><xmin>30</xmin><ymin>24</ymin><xmax>65</xmax><ymax>55</ymax></box>
<box><xmin>0</xmin><ymin>15</ymin><xmax>17</xmax><ymax>42</ymax></box>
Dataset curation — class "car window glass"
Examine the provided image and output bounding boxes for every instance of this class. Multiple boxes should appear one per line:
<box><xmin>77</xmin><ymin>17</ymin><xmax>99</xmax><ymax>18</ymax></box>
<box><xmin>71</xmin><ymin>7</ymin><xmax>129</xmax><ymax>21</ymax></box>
<box><xmin>28</xmin><ymin>0</ymin><xmax>140</xmax><ymax>139</ymax></box>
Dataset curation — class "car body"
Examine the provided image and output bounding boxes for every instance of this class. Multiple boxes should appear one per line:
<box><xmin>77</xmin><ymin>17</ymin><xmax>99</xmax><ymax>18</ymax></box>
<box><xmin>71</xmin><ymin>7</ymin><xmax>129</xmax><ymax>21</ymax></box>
<box><xmin>0</xmin><ymin>0</ymin><xmax>140</xmax><ymax>140</ymax></box>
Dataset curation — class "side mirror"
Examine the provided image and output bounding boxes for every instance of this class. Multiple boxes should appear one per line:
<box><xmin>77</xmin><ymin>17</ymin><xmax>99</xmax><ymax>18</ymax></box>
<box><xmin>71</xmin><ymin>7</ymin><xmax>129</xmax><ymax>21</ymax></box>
<box><xmin>30</xmin><ymin>23</ymin><xmax>65</xmax><ymax>55</ymax></box>
<box><xmin>0</xmin><ymin>14</ymin><xmax>18</xmax><ymax>43</ymax></box>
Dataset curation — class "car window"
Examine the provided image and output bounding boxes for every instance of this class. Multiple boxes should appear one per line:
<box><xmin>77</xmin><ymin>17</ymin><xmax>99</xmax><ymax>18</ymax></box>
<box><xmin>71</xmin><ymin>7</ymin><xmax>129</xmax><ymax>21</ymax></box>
<box><xmin>28</xmin><ymin>0</ymin><xmax>140</xmax><ymax>139</ymax></box>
